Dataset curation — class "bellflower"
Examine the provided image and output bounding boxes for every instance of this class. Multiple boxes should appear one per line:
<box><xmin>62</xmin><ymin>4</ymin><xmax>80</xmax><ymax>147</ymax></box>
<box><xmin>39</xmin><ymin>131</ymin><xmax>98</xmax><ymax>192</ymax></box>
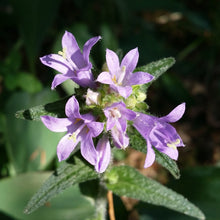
<box><xmin>104</xmin><ymin>102</ymin><xmax>136</xmax><ymax>148</ymax></box>
<box><xmin>40</xmin><ymin>31</ymin><xmax>101</xmax><ymax>89</ymax></box>
<box><xmin>41</xmin><ymin>96</ymin><xmax>104</xmax><ymax>166</ymax></box>
<box><xmin>95</xmin><ymin>135</ymin><xmax>111</xmax><ymax>173</ymax></box>
<box><xmin>133</xmin><ymin>103</ymin><xmax>185</xmax><ymax>168</ymax></box>
<box><xmin>97</xmin><ymin>48</ymin><xmax>154</xmax><ymax>98</ymax></box>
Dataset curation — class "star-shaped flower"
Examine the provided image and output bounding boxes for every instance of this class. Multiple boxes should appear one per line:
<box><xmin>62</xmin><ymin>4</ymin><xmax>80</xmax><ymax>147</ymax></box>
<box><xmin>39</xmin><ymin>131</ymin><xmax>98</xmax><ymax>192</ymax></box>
<box><xmin>41</xmin><ymin>96</ymin><xmax>104</xmax><ymax>166</ymax></box>
<box><xmin>40</xmin><ymin>31</ymin><xmax>101</xmax><ymax>89</ymax></box>
<box><xmin>97</xmin><ymin>48</ymin><xmax>154</xmax><ymax>98</ymax></box>
<box><xmin>133</xmin><ymin>103</ymin><xmax>185</xmax><ymax>168</ymax></box>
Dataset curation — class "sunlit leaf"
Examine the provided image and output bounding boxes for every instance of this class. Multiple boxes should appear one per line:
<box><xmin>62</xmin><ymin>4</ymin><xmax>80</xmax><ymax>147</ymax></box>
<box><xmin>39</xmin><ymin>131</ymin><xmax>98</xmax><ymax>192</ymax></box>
<box><xmin>135</xmin><ymin>57</ymin><xmax>176</xmax><ymax>90</ymax></box>
<box><xmin>105</xmin><ymin>166</ymin><xmax>205</xmax><ymax>220</ymax></box>
<box><xmin>15</xmin><ymin>96</ymin><xmax>69</xmax><ymax>121</ymax></box>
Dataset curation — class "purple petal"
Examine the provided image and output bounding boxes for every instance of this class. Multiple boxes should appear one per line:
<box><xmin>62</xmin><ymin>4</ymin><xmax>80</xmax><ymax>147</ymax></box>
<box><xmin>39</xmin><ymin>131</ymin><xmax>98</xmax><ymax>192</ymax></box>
<box><xmin>83</xmin><ymin>36</ymin><xmax>101</xmax><ymax>63</ymax></box>
<box><xmin>65</xmin><ymin>96</ymin><xmax>81</xmax><ymax>119</ymax></box>
<box><xmin>104</xmin><ymin>102</ymin><xmax>135</xmax><ymax>131</ymax></box>
<box><xmin>51</xmin><ymin>73</ymin><xmax>71</xmax><ymax>89</ymax></box>
<box><xmin>95</xmin><ymin>135</ymin><xmax>111</xmax><ymax>173</ymax></box>
<box><xmin>80</xmin><ymin>135</ymin><xmax>97</xmax><ymax>165</ymax></box>
<box><xmin>106</xmin><ymin>49</ymin><xmax>120</xmax><ymax>73</ymax></box>
<box><xmin>62</xmin><ymin>31</ymin><xmax>80</xmax><ymax>59</ymax></box>
<box><xmin>118</xmin><ymin>104</ymin><xmax>136</xmax><ymax>120</ymax></box>
<box><xmin>126</xmin><ymin>71</ymin><xmax>154</xmax><ymax>86</ymax></box>
<box><xmin>160</xmin><ymin>103</ymin><xmax>186</xmax><ymax>123</ymax></box>
<box><xmin>40</xmin><ymin>54</ymin><xmax>73</xmax><ymax>75</ymax></box>
<box><xmin>74</xmin><ymin>69</ymin><xmax>95</xmax><ymax>88</ymax></box>
<box><xmin>160</xmin><ymin>146</ymin><xmax>179</xmax><ymax>160</ymax></box>
<box><xmin>105</xmin><ymin>117</ymin><xmax>116</xmax><ymax>131</ymax></box>
<box><xmin>144</xmin><ymin>139</ymin><xmax>156</xmax><ymax>168</ymax></box>
<box><xmin>116</xmin><ymin>85</ymin><xmax>132</xmax><ymax>98</ymax></box>
<box><xmin>121</xmin><ymin>48</ymin><xmax>139</xmax><ymax>73</ymax></box>
<box><xmin>57</xmin><ymin>133</ymin><xmax>79</xmax><ymax>161</ymax></box>
<box><xmin>87</xmin><ymin>122</ymin><xmax>104</xmax><ymax>137</ymax></box>
<box><xmin>118</xmin><ymin>118</ymin><xmax>126</xmax><ymax>132</ymax></box>
<box><xmin>96</xmin><ymin>71</ymin><xmax>114</xmax><ymax>85</ymax></box>
<box><xmin>41</xmin><ymin>116</ymin><xmax>71</xmax><ymax>132</ymax></box>
<box><xmin>103</xmin><ymin>105</ymin><xmax>117</xmax><ymax>130</ymax></box>
<box><xmin>133</xmin><ymin>113</ymin><xmax>155</xmax><ymax>138</ymax></box>
<box><xmin>111</xmin><ymin>125</ymin><xmax>129</xmax><ymax>149</ymax></box>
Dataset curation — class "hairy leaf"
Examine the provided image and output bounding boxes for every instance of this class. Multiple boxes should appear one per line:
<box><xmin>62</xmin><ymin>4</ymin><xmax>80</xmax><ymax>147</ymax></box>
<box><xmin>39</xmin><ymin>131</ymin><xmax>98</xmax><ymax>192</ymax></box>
<box><xmin>128</xmin><ymin>126</ymin><xmax>180</xmax><ymax>179</ymax></box>
<box><xmin>24</xmin><ymin>156</ymin><xmax>98</xmax><ymax>214</ymax></box>
<box><xmin>135</xmin><ymin>57</ymin><xmax>175</xmax><ymax>90</ymax></box>
<box><xmin>15</xmin><ymin>96</ymin><xmax>70</xmax><ymax>121</ymax></box>
<box><xmin>105</xmin><ymin>166</ymin><xmax>205</xmax><ymax>220</ymax></box>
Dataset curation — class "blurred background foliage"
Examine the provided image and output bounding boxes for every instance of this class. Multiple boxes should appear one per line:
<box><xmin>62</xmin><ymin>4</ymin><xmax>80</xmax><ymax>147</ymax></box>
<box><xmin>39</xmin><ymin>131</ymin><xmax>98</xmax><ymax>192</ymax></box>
<box><xmin>0</xmin><ymin>0</ymin><xmax>220</xmax><ymax>219</ymax></box>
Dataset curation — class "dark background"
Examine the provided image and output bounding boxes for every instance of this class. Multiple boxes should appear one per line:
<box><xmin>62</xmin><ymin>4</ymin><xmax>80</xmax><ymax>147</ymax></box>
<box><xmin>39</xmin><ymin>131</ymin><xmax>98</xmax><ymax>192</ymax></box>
<box><xmin>0</xmin><ymin>0</ymin><xmax>220</xmax><ymax>219</ymax></box>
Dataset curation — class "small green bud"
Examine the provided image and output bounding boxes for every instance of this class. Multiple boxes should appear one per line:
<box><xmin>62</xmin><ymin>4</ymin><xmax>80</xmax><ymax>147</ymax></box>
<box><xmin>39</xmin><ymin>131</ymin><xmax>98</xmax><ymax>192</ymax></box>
<box><xmin>125</xmin><ymin>95</ymin><xmax>137</xmax><ymax>109</ymax></box>
<box><xmin>136</xmin><ymin>92</ymin><xmax>146</xmax><ymax>102</ymax></box>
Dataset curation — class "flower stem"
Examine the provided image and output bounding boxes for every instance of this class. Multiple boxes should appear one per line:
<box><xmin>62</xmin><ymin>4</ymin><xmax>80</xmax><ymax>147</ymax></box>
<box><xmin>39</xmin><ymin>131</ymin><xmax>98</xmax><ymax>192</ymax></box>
<box><xmin>107</xmin><ymin>191</ymin><xmax>115</xmax><ymax>220</ymax></box>
<box><xmin>94</xmin><ymin>181</ymin><xmax>107</xmax><ymax>220</ymax></box>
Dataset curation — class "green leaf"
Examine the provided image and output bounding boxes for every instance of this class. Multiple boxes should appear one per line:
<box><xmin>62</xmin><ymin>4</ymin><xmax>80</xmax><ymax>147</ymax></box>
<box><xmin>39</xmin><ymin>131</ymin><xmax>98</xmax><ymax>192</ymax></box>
<box><xmin>0</xmin><ymin>172</ymin><xmax>95</xmax><ymax>220</ymax></box>
<box><xmin>105</xmin><ymin>166</ymin><xmax>205</xmax><ymax>220</ymax></box>
<box><xmin>128</xmin><ymin>126</ymin><xmax>180</xmax><ymax>179</ymax></box>
<box><xmin>135</xmin><ymin>57</ymin><xmax>176</xmax><ymax>89</ymax></box>
<box><xmin>4</xmin><ymin>90</ymin><xmax>62</xmax><ymax>173</ymax></box>
<box><xmin>24</xmin><ymin>155</ymin><xmax>98</xmax><ymax>214</ymax></box>
<box><xmin>154</xmin><ymin>147</ymin><xmax>180</xmax><ymax>179</ymax></box>
<box><xmin>138</xmin><ymin>166</ymin><xmax>220</xmax><ymax>220</ymax></box>
<box><xmin>15</xmin><ymin>96</ymin><xmax>69</xmax><ymax>121</ymax></box>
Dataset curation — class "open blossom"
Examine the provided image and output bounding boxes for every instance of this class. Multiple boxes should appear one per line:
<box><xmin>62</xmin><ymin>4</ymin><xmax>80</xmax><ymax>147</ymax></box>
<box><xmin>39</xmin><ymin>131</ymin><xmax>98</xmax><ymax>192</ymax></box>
<box><xmin>133</xmin><ymin>103</ymin><xmax>185</xmax><ymax>168</ymax></box>
<box><xmin>41</xmin><ymin>96</ymin><xmax>104</xmax><ymax>167</ymax></box>
<box><xmin>40</xmin><ymin>31</ymin><xmax>101</xmax><ymax>89</ymax></box>
<box><xmin>97</xmin><ymin>48</ymin><xmax>154</xmax><ymax>98</ymax></box>
<box><xmin>104</xmin><ymin>102</ymin><xmax>136</xmax><ymax>148</ymax></box>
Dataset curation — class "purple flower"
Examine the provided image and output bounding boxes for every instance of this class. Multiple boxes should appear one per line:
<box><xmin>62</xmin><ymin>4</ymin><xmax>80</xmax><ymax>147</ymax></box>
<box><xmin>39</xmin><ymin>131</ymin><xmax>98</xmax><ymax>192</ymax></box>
<box><xmin>97</xmin><ymin>48</ymin><xmax>154</xmax><ymax>98</ymax></box>
<box><xmin>41</xmin><ymin>96</ymin><xmax>104</xmax><ymax>166</ymax></box>
<box><xmin>40</xmin><ymin>31</ymin><xmax>101</xmax><ymax>89</ymax></box>
<box><xmin>104</xmin><ymin>102</ymin><xmax>136</xmax><ymax>148</ymax></box>
<box><xmin>95</xmin><ymin>135</ymin><xmax>111</xmax><ymax>173</ymax></box>
<box><xmin>133</xmin><ymin>103</ymin><xmax>185</xmax><ymax>168</ymax></box>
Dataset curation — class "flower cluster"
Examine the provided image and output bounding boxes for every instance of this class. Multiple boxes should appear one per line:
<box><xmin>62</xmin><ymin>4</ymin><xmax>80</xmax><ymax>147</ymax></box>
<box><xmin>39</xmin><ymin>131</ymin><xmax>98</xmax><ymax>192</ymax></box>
<box><xmin>41</xmin><ymin>31</ymin><xmax>185</xmax><ymax>173</ymax></box>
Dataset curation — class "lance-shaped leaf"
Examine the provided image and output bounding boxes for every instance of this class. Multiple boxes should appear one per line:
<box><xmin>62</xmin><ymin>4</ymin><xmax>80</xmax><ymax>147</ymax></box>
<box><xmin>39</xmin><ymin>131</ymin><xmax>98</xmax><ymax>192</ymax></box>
<box><xmin>135</xmin><ymin>57</ymin><xmax>175</xmax><ymax>90</ymax></box>
<box><xmin>105</xmin><ymin>166</ymin><xmax>205</xmax><ymax>220</ymax></box>
<box><xmin>24</xmin><ymin>155</ymin><xmax>98</xmax><ymax>214</ymax></box>
<box><xmin>15</xmin><ymin>96</ymin><xmax>70</xmax><ymax>121</ymax></box>
<box><xmin>128</xmin><ymin>127</ymin><xmax>180</xmax><ymax>179</ymax></box>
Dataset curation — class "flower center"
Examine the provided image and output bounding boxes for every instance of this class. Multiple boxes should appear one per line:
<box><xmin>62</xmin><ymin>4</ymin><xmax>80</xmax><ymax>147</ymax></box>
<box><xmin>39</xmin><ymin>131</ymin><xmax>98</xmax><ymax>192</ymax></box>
<box><xmin>58</xmin><ymin>47</ymin><xmax>78</xmax><ymax>71</ymax></box>
<box><xmin>112</xmin><ymin>66</ymin><xmax>126</xmax><ymax>86</ymax></box>
<box><xmin>109</xmin><ymin>107</ymin><xmax>121</xmax><ymax>118</ymax></box>
<box><xmin>167</xmin><ymin>139</ymin><xmax>180</xmax><ymax>149</ymax></box>
<box><xmin>58</xmin><ymin>48</ymin><xmax>67</xmax><ymax>59</ymax></box>
<box><xmin>68</xmin><ymin>122</ymin><xmax>85</xmax><ymax>142</ymax></box>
